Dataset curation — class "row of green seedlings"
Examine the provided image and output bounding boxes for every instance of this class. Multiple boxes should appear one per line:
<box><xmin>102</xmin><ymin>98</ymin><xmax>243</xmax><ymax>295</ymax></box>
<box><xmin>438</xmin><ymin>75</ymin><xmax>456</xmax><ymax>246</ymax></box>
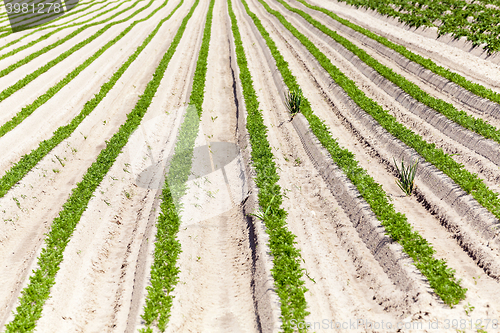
<box><xmin>279</xmin><ymin>0</ymin><xmax>500</xmax><ymax>159</ymax></box>
<box><xmin>245</xmin><ymin>0</ymin><xmax>466</xmax><ymax>305</ymax></box>
<box><xmin>0</xmin><ymin>0</ymin><xmax>161</xmax><ymax>199</ymax></box>
<box><xmin>139</xmin><ymin>0</ymin><xmax>212</xmax><ymax>330</ymax></box>
<box><xmin>4</xmin><ymin>0</ymin><xmax>189</xmax><ymax>330</ymax></box>
<box><xmin>0</xmin><ymin>0</ymin><xmax>108</xmax><ymax>35</ymax></box>
<box><xmin>261</xmin><ymin>0</ymin><xmax>500</xmax><ymax>228</ymax></box>
<box><xmin>4</xmin><ymin>0</ymin><xmax>71</xmax><ymax>32</ymax></box>
<box><xmin>297</xmin><ymin>0</ymin><xmax>500</xmax><ymax>109</ymax></box>
<box><xmin>0</xmin><ymin>0</ymin><xmax>141</xmax><ymax>78</ymax></box>
<box><xmin>0</xmin><ymin>0</ymin><xmax>90</xmax><ymax>33</ymax></box>
<box><xmin>229</xmin><ymin>0</ymin><xmax>309</xmax><ymax>331</ymax></box>
<box><xmin>0</xmin><ymin>0</ymin><xmax>134</xmax><ymax>52</ymax></box>
<box><xmin>328</xmin><ymin>0</ymin><xmax>500</xmax><ymax>53</ymax></box>
<box><xmin>0</xmin><ymin>0</ymin><xmax>181</xmax><ymax>199</ymax></box>
<box><xmin>0</xmin><ymin>0</ymin><xmax>159</xmax><ymax>139</ymax></box>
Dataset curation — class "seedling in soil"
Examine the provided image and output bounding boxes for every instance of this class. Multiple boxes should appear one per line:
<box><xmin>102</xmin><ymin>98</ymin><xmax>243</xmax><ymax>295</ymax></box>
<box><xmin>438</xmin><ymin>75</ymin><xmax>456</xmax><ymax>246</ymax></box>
<box><xmin>394</xmin><ymin>157</ymin><xmax>418</xmax><ymax>196</ymax></box>
<box><xmin>464</xmin><ymin>302</ymin><xmax>475</xmax><ymax>316</ymax></box>
<box><xmin>284</xmin><ymin>87</ymin><xmax>303</xmax><ymax>117</ymax></box>
<box><xmin>55</xmin><ymin>155</ymin><xmax>65</xmax><ymax>167</ymax></box>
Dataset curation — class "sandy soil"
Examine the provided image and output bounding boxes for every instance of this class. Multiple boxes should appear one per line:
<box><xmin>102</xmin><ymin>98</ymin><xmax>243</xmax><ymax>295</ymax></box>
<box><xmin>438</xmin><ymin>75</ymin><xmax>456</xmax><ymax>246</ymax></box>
<box><xmin>0</xmin><ymin>0</ymin><xmax>172</xmax><ymax>177</ymax></box>
<box><xmin>235</xmin><ymin>0</ymin><xmax>432</xmax><ymax>330</ymax></box>
<box><xmin>0</xmin><ymin>0</ymin><xmax>137</xmax><ymax>70</ymax></box>
<box><xmin>162</xmin><ymin>1</ymin><xmax>260</xmax><ymax>332</ymax></box>
<box><xmin>308</xmin><ymin>0</ymin><xmax>500</xmax><ymax>93</ymax></box>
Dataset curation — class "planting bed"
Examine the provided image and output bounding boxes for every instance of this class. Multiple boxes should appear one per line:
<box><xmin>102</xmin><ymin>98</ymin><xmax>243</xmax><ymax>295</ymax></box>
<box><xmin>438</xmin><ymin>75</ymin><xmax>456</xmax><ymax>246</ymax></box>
<box><xmin>1</xmin><ymin>0</ymin><xmax>500</xmax><ymax>332</ymax></box>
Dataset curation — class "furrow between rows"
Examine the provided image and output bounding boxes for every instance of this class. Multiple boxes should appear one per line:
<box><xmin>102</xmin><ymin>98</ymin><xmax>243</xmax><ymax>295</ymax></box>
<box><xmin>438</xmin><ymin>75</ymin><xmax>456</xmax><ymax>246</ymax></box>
<box><xmin>0</xmin><ymin>0</ymin><xmax>191</xmax><ymax>330</ymax></box>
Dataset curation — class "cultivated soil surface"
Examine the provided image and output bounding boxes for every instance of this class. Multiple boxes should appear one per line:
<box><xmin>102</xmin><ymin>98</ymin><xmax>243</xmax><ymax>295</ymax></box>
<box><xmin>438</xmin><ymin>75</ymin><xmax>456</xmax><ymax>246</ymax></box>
<box><xmin>0</xmin><ymin>0</ymin><xmax>500</xmax><ymax>332</ymax></box>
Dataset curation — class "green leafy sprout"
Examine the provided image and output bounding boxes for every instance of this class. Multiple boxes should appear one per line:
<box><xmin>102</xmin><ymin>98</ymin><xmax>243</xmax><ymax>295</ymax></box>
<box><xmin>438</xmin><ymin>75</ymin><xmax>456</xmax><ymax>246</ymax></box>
<box><xmin>394</xmin><ymin>158</ymin><xmax>418</xmax><ymax>196</ymax></box>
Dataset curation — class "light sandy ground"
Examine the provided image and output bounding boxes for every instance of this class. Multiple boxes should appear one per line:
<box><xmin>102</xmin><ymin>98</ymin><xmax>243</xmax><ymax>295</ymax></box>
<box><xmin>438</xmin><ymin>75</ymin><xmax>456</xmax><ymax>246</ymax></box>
<box><xmin>237</xmin><ymin>0</ymin><xmax>423</xmax><ymax>331</ymax></box>
<box><xmin>288</xmin><ymin>0</ymin><xmax>500</xmax><ymax>131</ymax></box>
<box><xmin>0</xmin><ymin>0</ymin><xmax>171</xmax><ymax>177</ymax></box>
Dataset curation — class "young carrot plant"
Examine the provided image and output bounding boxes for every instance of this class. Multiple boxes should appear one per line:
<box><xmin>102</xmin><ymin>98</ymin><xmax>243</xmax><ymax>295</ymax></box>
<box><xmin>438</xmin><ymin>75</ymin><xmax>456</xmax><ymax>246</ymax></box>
<box><xmin>228</xmin><ymin>1</ymin><xmax>309</xmax><ymax>330</ymax></box>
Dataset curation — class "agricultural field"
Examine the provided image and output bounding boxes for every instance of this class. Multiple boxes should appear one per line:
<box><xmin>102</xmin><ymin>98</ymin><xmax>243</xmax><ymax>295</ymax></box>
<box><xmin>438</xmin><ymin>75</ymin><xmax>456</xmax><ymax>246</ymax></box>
<box><xmin>0</xmin><ymin>0</ymin><xmax>500</xmax><ymax>332</ymax></box>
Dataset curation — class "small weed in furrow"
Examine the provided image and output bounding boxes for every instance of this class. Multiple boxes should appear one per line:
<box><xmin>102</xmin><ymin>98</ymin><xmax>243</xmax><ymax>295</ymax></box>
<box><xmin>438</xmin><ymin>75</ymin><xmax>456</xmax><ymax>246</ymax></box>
<box><xmin>229</xmin><ymin>0</ymin><xmax>309</xmax><ymax>331</ymax></box>
<box><xmin>3</xmin><ymin>1</ymin><xmax>188</xmax><ymax>330</ymax></box>
<box><xmin>276</xmin><ymin>0</ymin><xmax>500</xmax><ymax>155</ymax></box>
<box><xmin>246</xmin><ymin>0</ymin><xmax>466</xmax><ymax>306</ymax></box>
<box><xmin>258</xmin><ymin>0</ymin><xmax>500</xmax><ymax>235</ymax></box>
<box><xmin>139</xmin><ymin>0</ymin><xmax>213</xmax><ymax>331</ymax></box>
